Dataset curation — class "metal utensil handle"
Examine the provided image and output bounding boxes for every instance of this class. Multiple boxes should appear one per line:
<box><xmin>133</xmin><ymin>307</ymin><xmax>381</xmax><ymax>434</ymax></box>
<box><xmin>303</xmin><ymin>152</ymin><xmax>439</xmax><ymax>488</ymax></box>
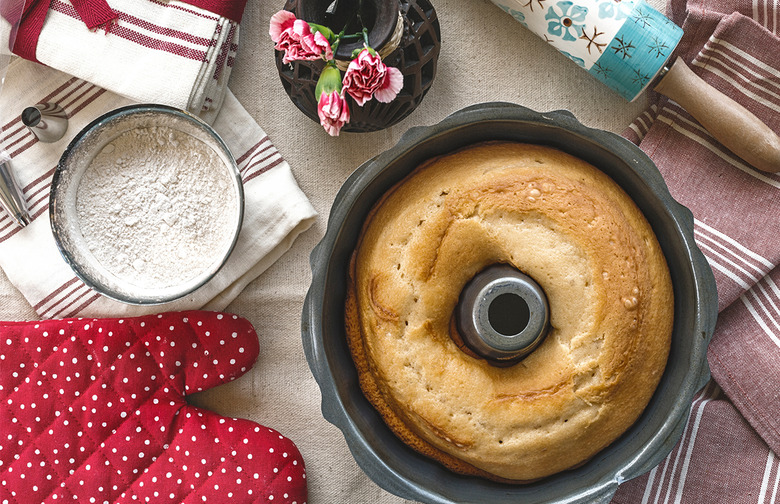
<box><xmin>0</xmin><ymin>158</ymin><xmax>30</xmax><ymax>227</ymax></box>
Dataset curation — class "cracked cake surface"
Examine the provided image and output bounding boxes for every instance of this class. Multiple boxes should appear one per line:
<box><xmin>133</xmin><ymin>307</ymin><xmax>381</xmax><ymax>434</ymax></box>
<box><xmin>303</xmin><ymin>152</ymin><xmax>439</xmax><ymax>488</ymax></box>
<box><xmin>345</xmin><ymin>141</ymin><xmax>674</xmax><ymax>482</ymax></box>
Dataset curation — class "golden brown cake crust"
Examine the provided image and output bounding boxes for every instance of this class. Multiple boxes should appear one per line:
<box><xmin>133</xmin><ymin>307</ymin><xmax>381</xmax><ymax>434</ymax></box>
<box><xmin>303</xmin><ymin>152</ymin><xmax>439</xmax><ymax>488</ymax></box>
<box><xmin>345</xmin><ymin>142</ymin><xmax>673</xmax><ymax>482</ymax></box>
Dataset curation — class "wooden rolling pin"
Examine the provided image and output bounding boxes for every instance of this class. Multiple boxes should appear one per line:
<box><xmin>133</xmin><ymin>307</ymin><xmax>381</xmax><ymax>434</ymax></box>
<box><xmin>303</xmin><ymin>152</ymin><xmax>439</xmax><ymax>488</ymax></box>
<box><xmin>654</xmin><ymin>57</ymin><xmax>780</xmax><ymax>173</ymax></box>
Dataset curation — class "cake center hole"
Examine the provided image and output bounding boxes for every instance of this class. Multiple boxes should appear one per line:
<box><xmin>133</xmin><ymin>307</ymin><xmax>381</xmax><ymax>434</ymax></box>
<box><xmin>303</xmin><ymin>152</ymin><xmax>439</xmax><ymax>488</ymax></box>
<box><xmin>488</xmin><ymin>293</ymin><xmax>530</xmax><ymax>336</ymax></box>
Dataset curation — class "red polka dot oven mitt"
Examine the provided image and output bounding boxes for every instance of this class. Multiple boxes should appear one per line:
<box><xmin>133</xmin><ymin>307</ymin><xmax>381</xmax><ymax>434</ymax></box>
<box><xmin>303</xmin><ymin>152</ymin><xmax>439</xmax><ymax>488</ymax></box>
<box><xmin>0</xmin><ymin>311</ymin><xmax>307</xmax><ymax>503</ymax></box>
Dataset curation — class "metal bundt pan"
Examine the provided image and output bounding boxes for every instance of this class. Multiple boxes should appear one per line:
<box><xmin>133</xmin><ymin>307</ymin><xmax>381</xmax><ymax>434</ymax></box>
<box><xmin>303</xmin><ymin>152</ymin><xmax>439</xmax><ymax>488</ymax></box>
<box><xmin>302</xmin><ymin>102</ymin><xmax>718</xmax><ymax>504</ymax></box>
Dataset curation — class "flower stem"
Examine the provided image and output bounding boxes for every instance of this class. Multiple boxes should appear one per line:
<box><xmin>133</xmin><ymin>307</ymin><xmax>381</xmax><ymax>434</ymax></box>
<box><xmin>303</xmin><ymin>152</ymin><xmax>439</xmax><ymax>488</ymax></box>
<box><xmin>325</xmin><ymin>0</ymin><xmax>373</xmax><ymax>54</ymax></box>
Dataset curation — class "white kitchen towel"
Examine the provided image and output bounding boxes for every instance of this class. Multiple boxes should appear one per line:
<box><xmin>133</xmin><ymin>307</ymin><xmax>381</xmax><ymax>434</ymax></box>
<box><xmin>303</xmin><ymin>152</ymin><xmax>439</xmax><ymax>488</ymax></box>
<box><xmin>11</xmin><ymin>0</ymin><xmax>240</xmax><ymax>122</ymax></box>
<box><xmin>0</xmin><ymin>57</ymin><xmax>316</xmax><ymax>318</ymax></box>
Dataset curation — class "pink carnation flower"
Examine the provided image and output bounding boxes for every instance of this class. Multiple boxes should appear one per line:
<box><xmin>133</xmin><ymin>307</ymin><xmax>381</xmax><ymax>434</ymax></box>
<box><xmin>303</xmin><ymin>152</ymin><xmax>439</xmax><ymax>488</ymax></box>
<box><xmin>269</xmin><ymin>10</ymin><xmax>333</xmax><ymax>64</ymax></box>
<box><xmin>342</xmin><ymin>48</ymin><xmax>403</xmax><ymax>106</ymax></box>
<box><xmin>318</xmin><ymin>90</ymin><xmax>351</xmax><ymax>136</ymax></box>
<box><xmin>269</xmin><ymin>10</ymin><xmax>296</xmax><ymax>43</ymax></box>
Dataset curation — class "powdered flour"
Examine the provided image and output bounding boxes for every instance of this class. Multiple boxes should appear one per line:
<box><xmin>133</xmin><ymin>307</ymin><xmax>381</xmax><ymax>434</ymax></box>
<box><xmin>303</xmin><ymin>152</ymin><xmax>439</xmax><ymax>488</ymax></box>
<box><xmin>76</xmin><ymin>125</ymin><xmax>238</xmax><ymax>290</ymax></box>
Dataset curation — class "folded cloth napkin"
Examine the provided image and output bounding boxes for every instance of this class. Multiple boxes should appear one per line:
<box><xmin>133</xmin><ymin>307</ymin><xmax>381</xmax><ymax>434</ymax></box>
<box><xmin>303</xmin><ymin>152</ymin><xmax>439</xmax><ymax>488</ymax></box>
<box><xmin>613</xmin><ymin>2</ymin><xmax>780</xmax><ymax>502</ymax></box>
<box><xmin>0</xmin><ymin>57</ymin><xmax>316</xmax><ymax>319</ymax></box>
<box><xmin>4</xmin><ymin>0</ymin><xmax>247</xmax><ymax>122</ymax></box>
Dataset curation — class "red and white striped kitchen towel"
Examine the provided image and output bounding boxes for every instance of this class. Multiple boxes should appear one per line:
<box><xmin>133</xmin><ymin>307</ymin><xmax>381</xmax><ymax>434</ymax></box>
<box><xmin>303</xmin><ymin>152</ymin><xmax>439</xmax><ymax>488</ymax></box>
<box><xmin>0</xmin><ymin>58</ymin><xmax>316</xmax><ymax>319</ymax></box>
<box><xmin>4</xmin><ymin>0</ymin><xmax>243</xmax><ymax>122</ymax></box>
<box><xmin>614</xmin><ymin>1</ymin><xmax>780</xmax><ymax>502</ymax></box>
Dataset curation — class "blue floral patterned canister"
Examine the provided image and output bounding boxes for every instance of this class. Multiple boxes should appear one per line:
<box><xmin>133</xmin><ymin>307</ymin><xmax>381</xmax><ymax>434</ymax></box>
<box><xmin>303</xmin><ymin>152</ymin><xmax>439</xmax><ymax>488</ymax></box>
<box><xmin>492</xmin><ymin>0</ymin><xmax>683</xmax><ymax>101</ymax></box>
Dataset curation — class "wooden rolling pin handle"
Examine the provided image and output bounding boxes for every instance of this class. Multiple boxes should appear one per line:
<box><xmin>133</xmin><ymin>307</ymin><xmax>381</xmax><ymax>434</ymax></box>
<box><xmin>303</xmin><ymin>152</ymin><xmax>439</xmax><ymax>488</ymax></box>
<box><xmin>654</xmin><ymin>57</ymin><xmax>780</xmax><ymax>173</ymax></box>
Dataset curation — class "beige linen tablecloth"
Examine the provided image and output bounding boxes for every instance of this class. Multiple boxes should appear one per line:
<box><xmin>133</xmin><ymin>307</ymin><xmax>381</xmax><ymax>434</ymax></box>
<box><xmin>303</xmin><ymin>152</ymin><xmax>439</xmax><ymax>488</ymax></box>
<box><xmin>0</xmin><ymin>0</ymin><xmax>758</xmax><ymax>502</ymax></box>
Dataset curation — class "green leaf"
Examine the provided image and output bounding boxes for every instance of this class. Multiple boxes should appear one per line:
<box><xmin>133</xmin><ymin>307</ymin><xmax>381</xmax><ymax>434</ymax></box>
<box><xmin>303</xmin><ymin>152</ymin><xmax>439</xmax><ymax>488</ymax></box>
<box><xmin>308</xmin><ymin>23</ymin><xmax>336</xmax><ymax>41</ymax></box>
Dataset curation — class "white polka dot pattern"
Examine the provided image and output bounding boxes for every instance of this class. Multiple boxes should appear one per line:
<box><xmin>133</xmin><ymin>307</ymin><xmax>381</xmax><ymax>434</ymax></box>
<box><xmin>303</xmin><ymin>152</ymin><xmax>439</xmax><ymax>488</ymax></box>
<box><xmin>0</xmin><ymin>310</ymin><xmax>308</xmax><ymax>503</ymax></box>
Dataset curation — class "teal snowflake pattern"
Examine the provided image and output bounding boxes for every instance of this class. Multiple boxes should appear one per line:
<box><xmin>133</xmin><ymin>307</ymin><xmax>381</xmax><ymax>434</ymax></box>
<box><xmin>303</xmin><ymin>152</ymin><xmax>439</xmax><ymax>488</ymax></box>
<box><xmin>592</xmin><ymin>62</ymin><xmax>612</xmax><ymax>77</ymax></box>
<box><xmin>661</xmin><ymin>15</ymin><xmax>680</xmax><ymax>28</ymax></box>
<box><xmin>630</xmin><ymin>6</ymin><xmax>654</xmax><ymax>28</ymax></box>
<box><xmin>631</xmin><ymin>67</ymin><xmax>651</xmax><ymax>86</ymax></box>
<box><xmin>545</xmin><ymin>1</ymin><xmax>588</xmax><ymax>42</ymax></box>
<box><xmin>611</xmin><ymin>35</ymin><xmax>635</xmax><ymax>59</ymax></box>
<box><xmin>647</xmin><ymin>36</ymin><xmax>670</xmax><ymax>58</ymax></box>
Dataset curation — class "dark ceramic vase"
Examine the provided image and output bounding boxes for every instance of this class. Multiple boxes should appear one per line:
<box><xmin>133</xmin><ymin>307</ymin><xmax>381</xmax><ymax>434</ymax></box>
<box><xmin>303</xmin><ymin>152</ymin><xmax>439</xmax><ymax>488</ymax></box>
<box><xmin>274</xmin><ymin>0</ymin><xmax>441</xmax><ymax>133</ymax></box>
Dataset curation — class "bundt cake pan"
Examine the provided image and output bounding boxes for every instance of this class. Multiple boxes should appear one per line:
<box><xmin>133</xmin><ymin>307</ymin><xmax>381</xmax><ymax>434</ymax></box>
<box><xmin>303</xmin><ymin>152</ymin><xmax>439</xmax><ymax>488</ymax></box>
<box><xmin>301</xmin><ymin>102</ymin><xmax>718</xmax><ymax>503</ymax></box>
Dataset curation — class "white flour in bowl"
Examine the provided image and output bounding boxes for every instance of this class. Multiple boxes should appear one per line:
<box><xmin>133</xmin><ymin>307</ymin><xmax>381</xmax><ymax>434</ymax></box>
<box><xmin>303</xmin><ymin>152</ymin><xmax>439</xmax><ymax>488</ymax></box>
<box><xmin>75</xmin><ymin>125</ymin><xmax>238</xmax><ymax>290</ymax></box>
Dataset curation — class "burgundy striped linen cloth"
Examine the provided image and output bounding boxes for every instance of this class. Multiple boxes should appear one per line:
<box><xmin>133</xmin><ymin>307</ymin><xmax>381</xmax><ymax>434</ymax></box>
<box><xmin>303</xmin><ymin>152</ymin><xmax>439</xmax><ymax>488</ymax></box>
<box><xmin>3</xmin><ymin>0</ymin><xmax>243</xmax><ymax>122</ymax></box>
<box><xmin>612</xmin><ymin>0</ymin><xmax>780</xmax><ymax>502</ymax></box>
<box><xmin>0</xmin><ymin>58</ymin><xmax>316</xmax><ymax>318</ymax></box>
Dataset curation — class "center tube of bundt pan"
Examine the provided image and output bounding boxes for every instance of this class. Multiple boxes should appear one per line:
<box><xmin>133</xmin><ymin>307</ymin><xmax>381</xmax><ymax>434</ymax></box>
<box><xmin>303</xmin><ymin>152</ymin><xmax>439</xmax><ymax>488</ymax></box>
<box><xmin>455</xmin><ymin>264</ymin><xmax>550</xmax><ymax>366</ymax></box>
<box><xmin>487</xmin><ymin>0</ymin><xmax>682</xmax><ymax>101</ymax></box>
